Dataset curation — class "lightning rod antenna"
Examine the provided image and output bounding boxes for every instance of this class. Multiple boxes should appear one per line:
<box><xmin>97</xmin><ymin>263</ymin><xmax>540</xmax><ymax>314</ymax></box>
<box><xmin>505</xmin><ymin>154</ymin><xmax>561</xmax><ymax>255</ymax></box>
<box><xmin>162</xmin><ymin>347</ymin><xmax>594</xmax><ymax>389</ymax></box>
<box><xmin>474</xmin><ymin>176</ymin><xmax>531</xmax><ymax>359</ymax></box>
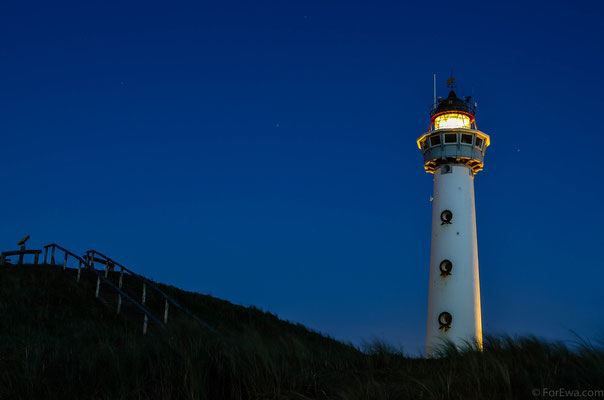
<box><xmin>433</xmin><ymin>73</ymin><xmax>437</xmax><ymax>104</ymax></box>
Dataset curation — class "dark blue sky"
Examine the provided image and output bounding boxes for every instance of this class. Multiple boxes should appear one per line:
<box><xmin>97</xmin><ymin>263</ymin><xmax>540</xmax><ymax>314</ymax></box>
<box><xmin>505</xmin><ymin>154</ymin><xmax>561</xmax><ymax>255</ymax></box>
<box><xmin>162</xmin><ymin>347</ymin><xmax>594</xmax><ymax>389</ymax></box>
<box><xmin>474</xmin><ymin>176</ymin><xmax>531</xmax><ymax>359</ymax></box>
<box><xmin>1</xmin><ymin>1</ymin><xmax>603</xmax><ymax>353</ymax></box>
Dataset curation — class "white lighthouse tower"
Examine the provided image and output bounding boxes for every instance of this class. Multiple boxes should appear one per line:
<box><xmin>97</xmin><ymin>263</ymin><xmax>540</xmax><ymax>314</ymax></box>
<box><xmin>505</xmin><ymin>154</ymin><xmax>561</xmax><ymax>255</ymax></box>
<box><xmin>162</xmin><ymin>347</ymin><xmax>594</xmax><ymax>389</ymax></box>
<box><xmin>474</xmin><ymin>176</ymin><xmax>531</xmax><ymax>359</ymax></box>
<box><xmin>417</xmin><ymin>77</ymin><xmax>490</xmax><ymax>357</ymax></box>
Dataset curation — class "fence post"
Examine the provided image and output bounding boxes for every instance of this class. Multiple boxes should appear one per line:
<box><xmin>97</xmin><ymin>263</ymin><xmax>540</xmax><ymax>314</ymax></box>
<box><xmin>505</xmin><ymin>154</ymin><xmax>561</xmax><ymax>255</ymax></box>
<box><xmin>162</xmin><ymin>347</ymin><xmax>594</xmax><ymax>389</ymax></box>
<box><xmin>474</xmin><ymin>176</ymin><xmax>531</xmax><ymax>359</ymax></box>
<box><xmin>117</xmin><ymin>268</ymin><xmax>124</xmax><ymax>314</ymax></box>
<box><xmin>142</xmin><ymin>283</ymin><xmax>148</xmax><ymax>335</ymax></box>
<box><xmin>95</xmin><ymin>276</ymin><xmax>101</xmax><ymax>298</ymax></box>
<box><xmin>116</xmin><ymin>293</ymin><xmax>122</xmax><ymax>314</ymax></box>
<box><xmin>18</xmin><ymin>252</ymin><xmax>24</xmax><ymax>265</ymax></box>
<box><xmin>51</xmin><ymin>247</ymin><xmax>55</xmax><ymax>264</ymax></box>
<box><xmin>77</xmin><ymin>260</ymin><xmax>82</xmax><ymax>283</ymax></box>
<box><xmin>44</xmin><ymin>247</ymin><xmax>48</xmax><ymax>264</ymax></box>
<box><xmin>164</xmin><ymin>299</ymin><xmax>169</xmax><ymax>324</ymax></box>
<box><xmin>0</xmin><ymin>254</ymin><xmax>5</xmax><ymax>266</ymax></box>
<box><xmin>63</xmin><ymin>253</ymin><xmax>68</xmax><ymax>270</ymax></box>
<box><xmin>104</xmin><ymin>262</ymin><xmax>109</xmax><ymax>278</ymax></box>
<box><xmin>34</xmin><ymin>252</ymin><xmax>39</xmax><ymax>265</ymax></box>
<box><xmin>90</xmin><ymin>251</ymin><xmax>95</xmax><ymax>270</ymax></box>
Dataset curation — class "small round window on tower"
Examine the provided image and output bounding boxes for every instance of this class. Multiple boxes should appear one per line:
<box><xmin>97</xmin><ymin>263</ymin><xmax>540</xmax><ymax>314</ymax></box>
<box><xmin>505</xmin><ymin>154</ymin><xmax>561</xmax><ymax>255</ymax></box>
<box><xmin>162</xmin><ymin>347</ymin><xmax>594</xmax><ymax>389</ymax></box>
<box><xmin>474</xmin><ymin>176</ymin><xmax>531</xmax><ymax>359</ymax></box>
<box><xmin>440</xmin><ymin>210</ymin><xmax>453</xmax><ymax>224</ymax></box>
<box><xmin>438</xmin><ymin>312</ymin><xmax>452</xmax><ymax>331</ymax></box>
<box><xmin>439</xmin><ymin>260</ymin><xmax>452</xmax><ymax>276</ymax></box>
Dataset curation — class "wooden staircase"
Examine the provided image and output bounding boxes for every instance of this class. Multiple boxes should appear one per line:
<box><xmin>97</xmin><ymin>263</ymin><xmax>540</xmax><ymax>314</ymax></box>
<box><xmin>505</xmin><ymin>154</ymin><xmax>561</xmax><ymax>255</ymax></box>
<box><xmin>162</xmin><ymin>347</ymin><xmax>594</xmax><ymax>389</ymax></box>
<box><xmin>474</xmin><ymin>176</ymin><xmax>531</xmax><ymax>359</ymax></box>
<box><xmin>40</xmin><ymin>243</ymin><xmax>216</xmax><ymax>335</ymax></box>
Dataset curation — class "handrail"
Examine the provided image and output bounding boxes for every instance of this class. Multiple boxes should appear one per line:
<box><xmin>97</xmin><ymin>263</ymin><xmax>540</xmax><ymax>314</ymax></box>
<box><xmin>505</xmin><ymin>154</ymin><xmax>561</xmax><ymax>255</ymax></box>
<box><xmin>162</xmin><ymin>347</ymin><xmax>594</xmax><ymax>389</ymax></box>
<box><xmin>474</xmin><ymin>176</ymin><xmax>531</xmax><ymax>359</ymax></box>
<box><xmin>2</xmin><ymin>250</ymin><xmax>42</xmax><ymax>255</ymax></box>
<box><xmin>43</xmin><ymin>243</ymin><xmax>167</xmax><ymax>331</ymax></box>
<box><xmin>44</xmin><ymin>243</ymin><xmax>83</xmax><ymax>262</ymax></box>
<box><xmin>86</xmin><ymin>249</ymin><xmax>217</xmax><ymax>334</ymax></box>
<box><xmin>93</xmin><ymin>269</ymin><xmax>167</xmax><ymax>329</ymax></box>
<box><xmin>1</xmin><ymin>249</ymin><xmax>42</xmax><ymax>265</ymax></box>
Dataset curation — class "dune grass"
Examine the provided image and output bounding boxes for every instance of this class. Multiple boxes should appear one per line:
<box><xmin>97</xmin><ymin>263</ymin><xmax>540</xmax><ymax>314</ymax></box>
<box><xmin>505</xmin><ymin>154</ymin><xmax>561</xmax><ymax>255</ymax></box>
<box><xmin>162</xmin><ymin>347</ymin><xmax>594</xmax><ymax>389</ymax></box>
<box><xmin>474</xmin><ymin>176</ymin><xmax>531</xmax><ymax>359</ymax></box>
<box><xmin>1</xmin><ymin>264</ymin><xmax>602</xmax><ymax>399</ymax></box>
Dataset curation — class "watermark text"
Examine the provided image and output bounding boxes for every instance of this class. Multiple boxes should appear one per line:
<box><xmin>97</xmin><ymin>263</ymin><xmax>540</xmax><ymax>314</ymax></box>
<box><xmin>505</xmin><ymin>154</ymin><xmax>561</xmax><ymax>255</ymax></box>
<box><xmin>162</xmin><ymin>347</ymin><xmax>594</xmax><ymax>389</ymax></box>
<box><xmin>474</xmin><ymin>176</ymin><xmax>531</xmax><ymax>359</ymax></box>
<box><xmin>532</xmin><ymin>388</ymin><xmax>604</xmax><ymax>398</ymax></box>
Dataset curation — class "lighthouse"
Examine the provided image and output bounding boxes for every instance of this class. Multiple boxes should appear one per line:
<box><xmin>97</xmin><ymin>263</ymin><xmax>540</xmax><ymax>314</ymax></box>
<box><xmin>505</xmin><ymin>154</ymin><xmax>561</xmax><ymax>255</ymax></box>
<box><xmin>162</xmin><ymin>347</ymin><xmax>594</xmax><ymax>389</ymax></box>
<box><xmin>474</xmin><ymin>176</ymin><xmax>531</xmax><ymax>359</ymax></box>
<box><xmin>417</xmin><ymin>77</ymin><xmax>490</xmax><ymax>357</ymax></box>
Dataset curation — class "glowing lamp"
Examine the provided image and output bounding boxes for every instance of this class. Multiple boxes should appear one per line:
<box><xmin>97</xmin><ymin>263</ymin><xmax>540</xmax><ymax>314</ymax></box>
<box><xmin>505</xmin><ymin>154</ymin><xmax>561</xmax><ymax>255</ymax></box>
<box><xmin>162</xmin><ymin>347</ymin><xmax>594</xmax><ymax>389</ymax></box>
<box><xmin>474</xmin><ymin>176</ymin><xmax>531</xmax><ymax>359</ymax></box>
<box><xmin>433</xmin><ymin>112</ymin><xmax>472</xmax><ymax>130</ymax></box>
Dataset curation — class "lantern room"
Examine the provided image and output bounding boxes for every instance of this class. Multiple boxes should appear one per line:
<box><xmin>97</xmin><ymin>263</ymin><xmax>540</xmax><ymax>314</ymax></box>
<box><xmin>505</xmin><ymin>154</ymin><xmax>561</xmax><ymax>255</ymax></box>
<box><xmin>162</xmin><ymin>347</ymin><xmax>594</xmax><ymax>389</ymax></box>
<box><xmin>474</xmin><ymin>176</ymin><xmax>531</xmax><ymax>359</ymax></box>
<box><xmin>416</xmin><ymin>89</ymin><xmax>490</xmax><ymax>174</ymax></box>
<box><xmin>430</xmin><ymin>89</ymin><xmax>476</xmax><ymax>130</ymax></box>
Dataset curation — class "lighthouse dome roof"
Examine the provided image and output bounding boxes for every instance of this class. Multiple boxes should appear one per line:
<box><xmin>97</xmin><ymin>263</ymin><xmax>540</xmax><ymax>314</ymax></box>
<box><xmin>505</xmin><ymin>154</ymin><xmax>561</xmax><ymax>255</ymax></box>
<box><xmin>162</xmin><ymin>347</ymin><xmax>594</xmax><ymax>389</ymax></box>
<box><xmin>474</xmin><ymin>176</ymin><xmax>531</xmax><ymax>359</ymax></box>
<box><xmin>433</xmin><ymin>90</ymin><xmax>475</xmax><ymax>116</ymax></box>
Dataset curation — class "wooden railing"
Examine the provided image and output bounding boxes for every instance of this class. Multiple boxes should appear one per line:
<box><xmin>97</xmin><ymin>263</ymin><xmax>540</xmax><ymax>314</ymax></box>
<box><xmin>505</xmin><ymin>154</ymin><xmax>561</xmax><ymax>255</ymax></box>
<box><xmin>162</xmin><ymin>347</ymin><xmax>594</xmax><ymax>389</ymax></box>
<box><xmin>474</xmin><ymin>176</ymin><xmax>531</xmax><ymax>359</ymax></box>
<box><xmin>1</xmin><ymin>249</ymin><xmax>43</xmax><ymax>265</ymax></box>
<box><xmin>43</xmin><ymin>244</ymin><xmax>167</xmax><ymax>333</ymax></box>
<box><xmin>85</xmin><ymin>250</ymin><xmax>217</xmax><ymax>334</ymax></box>
<box><xmin>3</xmin><ymin>242</ymin><xmax>216</xmax><ymax>335</ymax></box>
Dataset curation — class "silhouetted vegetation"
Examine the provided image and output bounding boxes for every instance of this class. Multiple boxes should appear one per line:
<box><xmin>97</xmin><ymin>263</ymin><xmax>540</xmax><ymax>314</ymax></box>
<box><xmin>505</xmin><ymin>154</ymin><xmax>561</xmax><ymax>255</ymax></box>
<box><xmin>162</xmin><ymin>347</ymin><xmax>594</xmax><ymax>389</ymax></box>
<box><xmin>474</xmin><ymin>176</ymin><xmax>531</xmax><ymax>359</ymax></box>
<box><xmin>1</xmin><ymin>264</ymin><xmax>602</xmax><ymax>399</ymax></box>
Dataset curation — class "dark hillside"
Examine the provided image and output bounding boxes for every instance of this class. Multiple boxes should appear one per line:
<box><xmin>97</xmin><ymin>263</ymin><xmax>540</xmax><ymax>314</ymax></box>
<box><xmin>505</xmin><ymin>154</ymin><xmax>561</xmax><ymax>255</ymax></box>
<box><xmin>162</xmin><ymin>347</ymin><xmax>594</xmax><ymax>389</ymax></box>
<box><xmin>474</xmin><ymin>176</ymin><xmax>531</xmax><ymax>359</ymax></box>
<box><xmin>1</xmin><ymin>264</ymin><xmax>603</xmax><ymax>400</ymax></box>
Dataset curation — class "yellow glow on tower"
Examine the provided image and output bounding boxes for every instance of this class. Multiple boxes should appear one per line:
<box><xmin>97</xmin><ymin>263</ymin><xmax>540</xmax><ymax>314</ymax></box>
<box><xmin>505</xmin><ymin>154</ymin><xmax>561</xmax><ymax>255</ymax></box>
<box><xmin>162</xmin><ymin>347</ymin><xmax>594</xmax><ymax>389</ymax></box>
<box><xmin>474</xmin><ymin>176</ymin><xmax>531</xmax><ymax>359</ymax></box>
<box><xmin>434</xmin><ymin>112</ymin><xmax>471</xmax><ymax>130</ymax></box>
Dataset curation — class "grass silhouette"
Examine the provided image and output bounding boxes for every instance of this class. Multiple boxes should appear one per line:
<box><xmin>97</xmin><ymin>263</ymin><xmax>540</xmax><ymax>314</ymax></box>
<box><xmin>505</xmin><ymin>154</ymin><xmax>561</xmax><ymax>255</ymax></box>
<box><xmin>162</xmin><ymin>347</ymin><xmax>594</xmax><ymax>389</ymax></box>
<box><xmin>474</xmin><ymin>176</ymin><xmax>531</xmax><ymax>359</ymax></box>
<box><xmin>1</xmin><ymin>264</ymin><xmax>602</xmax><ymax>399</ymax></box>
